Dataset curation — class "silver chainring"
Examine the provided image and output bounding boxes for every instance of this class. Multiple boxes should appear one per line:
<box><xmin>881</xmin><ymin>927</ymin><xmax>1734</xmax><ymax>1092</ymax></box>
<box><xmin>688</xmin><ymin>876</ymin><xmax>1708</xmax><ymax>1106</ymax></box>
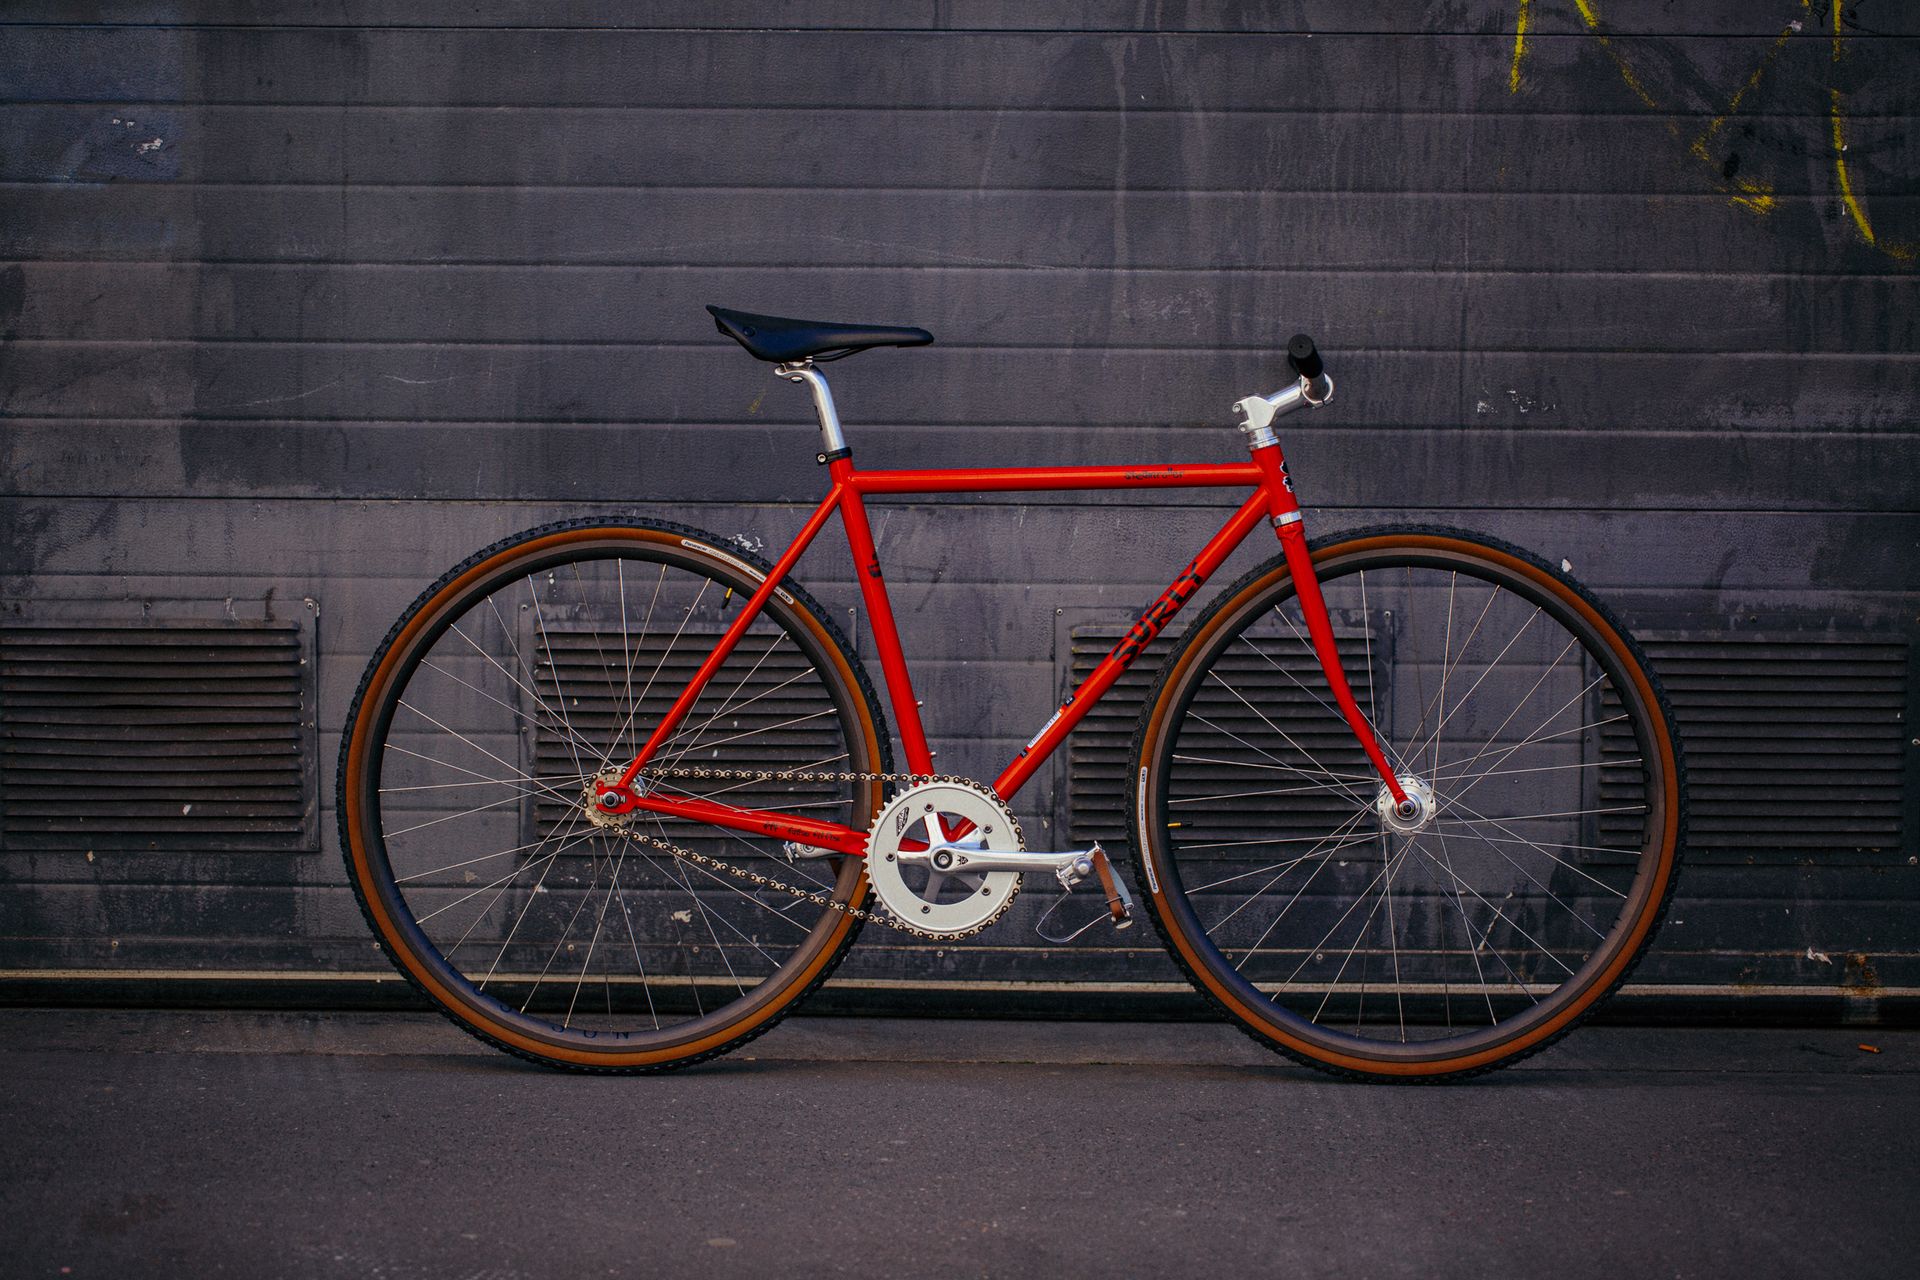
<box><xmin>865</xmin><ymin>780</ymin><xmax>1023</xmax><ymax>936</ymax></box>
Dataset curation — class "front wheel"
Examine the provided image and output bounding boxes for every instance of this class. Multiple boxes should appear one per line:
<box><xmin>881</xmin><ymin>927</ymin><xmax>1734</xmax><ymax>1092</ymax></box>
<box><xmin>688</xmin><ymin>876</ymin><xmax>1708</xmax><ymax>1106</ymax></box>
<box><xmin>338</xmin><ymin>518</ymin><xmax>892</xmax><ymax>1071</ymax></box>
<box><xmin>1129</xmin><ymin>525</ymin><xmax>1685</xmax><ymax>1081</ymax></box>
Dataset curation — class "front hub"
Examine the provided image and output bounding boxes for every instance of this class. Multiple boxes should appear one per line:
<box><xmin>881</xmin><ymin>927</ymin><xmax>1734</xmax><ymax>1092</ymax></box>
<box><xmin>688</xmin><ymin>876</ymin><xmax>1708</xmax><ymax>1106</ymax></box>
<box><xmin>1374</xmin><ymin>775</ymin><xmax>1437</xmax><ymax>835</ymax></box>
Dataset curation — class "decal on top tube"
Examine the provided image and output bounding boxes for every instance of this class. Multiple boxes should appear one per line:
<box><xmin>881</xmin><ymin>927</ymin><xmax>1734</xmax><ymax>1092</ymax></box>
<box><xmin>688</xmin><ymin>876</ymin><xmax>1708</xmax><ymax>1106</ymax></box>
<box><xmin>1108</xmin><ymin>559</ymin><xmax>1204</xmax><ymax>667</ymax></box>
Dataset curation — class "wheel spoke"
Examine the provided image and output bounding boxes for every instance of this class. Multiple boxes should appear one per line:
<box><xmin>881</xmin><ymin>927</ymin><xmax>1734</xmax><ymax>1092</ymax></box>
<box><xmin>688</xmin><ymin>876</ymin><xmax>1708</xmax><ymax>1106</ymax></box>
<box><xmin>1189</xmin><ymin>711</ymin><xmax>1374</xmax><ymax>804</ymax></box>
<box><xmin>1433</xmin><ymin>795</ymin><xmax>1634</xmax><ymax>897</ymax></box>
<box><xmin>602</xmin><ymin>563</ymin><xmax>669</xmax><ymax>763</ymax></box>
<box><xmin>379</xmin><ymin>741</ymin><xmax>575</xmax><ymax>801</ymax></box>
<box><xmin>525</xmin><ymin>576</ymin><xmax>593</xmax><ymax>780</ymax></box>
<box><xmin>1430</xmin><ymin>824</ymin><xmax>1501</xmax><ymax>1022</ymax></box>
<box><xmin>1205</xmin><ymin>807</ymin><xmax>1373</xmax><ymax>938</ymax></box>
<box><xmin>1435</xmin><ymin>647</ymin><xmax>1592</xmax><ymax>810</ymax></box>
<box><xmin>1401</xmin><ymin>593</ymin><xmax>1534</xmax><ymax>770</ymax></box>
<box><xmin>1190</xmin><ymin>814</ymin><xmax>1377</xmax><ymax>894</ymax></box>
<box><xmin>1270</xmin><ymin>609</ymin><xmax>1406</xmax><ymax>776</ymax></box>
<box><xmin>1169</xmin><ymin>752</ymin><xmax>1379</xmax><ymax>785</ymax></box>
<box><xmin>1411</xmin><ymin>845</ymin><xmax>1575</xmax><ymax>977</ymax></box>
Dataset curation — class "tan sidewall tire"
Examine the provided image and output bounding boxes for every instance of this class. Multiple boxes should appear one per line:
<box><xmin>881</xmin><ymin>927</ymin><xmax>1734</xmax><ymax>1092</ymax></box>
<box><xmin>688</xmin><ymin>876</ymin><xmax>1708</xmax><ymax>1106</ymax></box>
<box><xmin>1129</xmin><ymin>528</ymin><xmax>1684</xmax><ymax>1081</ymax></box>
<box><xmin>339</xmin><ymin>521</ymin><xmax>890</xmax><ymax>1071</ymax></box>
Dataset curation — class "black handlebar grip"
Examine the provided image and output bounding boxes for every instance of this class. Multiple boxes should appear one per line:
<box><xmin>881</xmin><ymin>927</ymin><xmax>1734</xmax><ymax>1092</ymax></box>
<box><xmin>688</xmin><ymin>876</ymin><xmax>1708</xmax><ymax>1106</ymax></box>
<box><xmin>1287</xmin><ymin>333</ymin><xmax>1324</xmax><ymax>382</ymax></box>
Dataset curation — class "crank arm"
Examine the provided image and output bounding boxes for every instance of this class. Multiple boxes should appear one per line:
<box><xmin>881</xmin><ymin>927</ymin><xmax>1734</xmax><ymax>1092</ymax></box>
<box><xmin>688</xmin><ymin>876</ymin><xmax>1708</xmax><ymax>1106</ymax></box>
<box><xmin>897</xmin><ymin>845</ymin><xmax>1096</xmax><ymax>878</ymax></box>
<box><xmin>905</xmin><ymin>843</ymin><xmax>1135</xmax><ymax>927</ymax></box>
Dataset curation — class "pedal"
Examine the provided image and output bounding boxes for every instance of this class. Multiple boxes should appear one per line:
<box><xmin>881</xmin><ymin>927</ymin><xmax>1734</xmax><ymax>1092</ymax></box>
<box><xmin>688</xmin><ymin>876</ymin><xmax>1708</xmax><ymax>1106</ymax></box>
<box><xmin>1088</xmin><ymin>843</ymin><xmax>1135</xmax><ymax>929</ymax></box>
<box><xmin>1033</xmin><ymin>843</ymin><xmax>1135</xmax><ymax>943</ymax></box>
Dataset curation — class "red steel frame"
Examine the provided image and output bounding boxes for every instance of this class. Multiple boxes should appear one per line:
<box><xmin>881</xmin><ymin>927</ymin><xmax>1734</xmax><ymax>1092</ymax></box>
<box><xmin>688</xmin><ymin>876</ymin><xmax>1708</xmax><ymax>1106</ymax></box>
<box><xmin>595</xmin><ymin>441</ymin><xmax>1407</xmax><ymax>855</ymax></box>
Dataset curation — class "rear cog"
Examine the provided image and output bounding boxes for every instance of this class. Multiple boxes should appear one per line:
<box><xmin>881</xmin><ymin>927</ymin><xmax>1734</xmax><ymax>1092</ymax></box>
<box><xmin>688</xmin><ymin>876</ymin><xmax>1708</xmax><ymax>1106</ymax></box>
<box><xmin>866</xmin><ymin>780</ymin><xmax>1022</xmax><ymax>936</ymax></box>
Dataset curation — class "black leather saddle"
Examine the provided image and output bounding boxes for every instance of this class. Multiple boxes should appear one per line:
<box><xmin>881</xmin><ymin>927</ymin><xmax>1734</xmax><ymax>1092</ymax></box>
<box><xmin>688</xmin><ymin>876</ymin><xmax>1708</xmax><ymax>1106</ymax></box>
<box><xmin>706</xmin><ymin>304</ymin><xmax>934</xmax><ymax>364</ymax></box>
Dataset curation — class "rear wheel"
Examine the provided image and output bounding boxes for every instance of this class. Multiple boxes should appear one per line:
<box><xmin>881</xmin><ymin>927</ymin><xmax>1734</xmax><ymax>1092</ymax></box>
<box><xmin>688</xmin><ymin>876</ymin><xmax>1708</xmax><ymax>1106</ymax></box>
<box><xmin>1130</xmin><ymin>525</ymin><xmax>1684</xmax><ymax>1081</ymax></box>
<box><xmin>338</xmin><ymin>519</ymin><xmax>891</xmax><ymax>1071</ymax></box>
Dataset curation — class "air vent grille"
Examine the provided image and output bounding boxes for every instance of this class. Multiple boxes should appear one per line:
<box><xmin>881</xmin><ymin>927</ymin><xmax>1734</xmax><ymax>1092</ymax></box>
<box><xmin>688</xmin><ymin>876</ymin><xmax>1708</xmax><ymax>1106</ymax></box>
<box><xmin>1068</xmin><ymin>625</ymin><xmax>1378</xmax><ymax>848</ymax></box>
<box><xmin>0</xmin><ymin>624</ymin><xmax>312</xmax><ymax>849</ymax></box>
<box><xmin>1601</xmin><ymin>635</ymin><xmax>1908</xmax><ymax>858</ymax></box>
<box><xmin>529</xmin><ymin>628</ymin><xmax>851</xmax><ymax>854</ymax></box>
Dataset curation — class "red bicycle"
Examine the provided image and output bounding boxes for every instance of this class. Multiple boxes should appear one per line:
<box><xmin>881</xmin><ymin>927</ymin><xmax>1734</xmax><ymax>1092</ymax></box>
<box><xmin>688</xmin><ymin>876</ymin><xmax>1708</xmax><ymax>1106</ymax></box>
<box><xmin>339</xmin><ymin>306</ymin><xmax>1685</xmax><ymax>1081</ymax></box>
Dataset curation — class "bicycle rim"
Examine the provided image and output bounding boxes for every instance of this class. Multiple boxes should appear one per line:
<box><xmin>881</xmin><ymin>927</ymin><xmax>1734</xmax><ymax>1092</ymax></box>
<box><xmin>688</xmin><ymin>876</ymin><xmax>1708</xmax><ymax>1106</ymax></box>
<box><xmin>339</xmin><ymin>521</ymin><xmax>889</xmax><ymax>1069</ymax></box>
<box><xmin>1132</xmin><ymin>527</ymin><xmax>1683</xmax><ymax>1079</ymax></box>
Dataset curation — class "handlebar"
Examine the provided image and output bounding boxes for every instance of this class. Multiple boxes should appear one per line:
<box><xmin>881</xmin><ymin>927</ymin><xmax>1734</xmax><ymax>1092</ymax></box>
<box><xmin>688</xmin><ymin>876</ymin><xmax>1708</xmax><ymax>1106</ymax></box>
<box><xmin>1232</xmin><ymin>333</ymin><xmax>1334</xmax><ymax>442</ymax></box>
<box><xmin>1286</xmin><ymin>333</ymin><xmax>1324</xmax><ymax>382</ymax></box>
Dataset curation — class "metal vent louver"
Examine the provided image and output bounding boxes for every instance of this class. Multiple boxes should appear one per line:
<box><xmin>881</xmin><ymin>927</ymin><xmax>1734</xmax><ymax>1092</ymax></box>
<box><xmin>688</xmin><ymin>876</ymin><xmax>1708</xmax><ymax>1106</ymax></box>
<box><xmin>1068</xmin><ymin>625</ymin><xmax>1378</xmax><ymax>848</ymax></box>
<box><xmin>1601</xmin><ymin>635</ymin><xmax>1908</xmax><ymax>858</ymax></box>
<box><xmin>0</xmin><ymin>624</ymin><xmax>312</xmax><ymax>849</ymax></box>
<box><xmin>529</xmin><ymin>627</ymin><xmax>850</xmax><ymax>853</ymax></box>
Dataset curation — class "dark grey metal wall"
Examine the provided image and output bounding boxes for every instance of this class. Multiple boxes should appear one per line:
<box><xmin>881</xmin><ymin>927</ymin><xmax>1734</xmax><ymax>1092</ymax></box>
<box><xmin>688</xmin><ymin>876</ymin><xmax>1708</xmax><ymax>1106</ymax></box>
<box><xmin>2</xmin><ymin>2</ymin><xmax>1915</xmax><ymax>1010</ymax></box>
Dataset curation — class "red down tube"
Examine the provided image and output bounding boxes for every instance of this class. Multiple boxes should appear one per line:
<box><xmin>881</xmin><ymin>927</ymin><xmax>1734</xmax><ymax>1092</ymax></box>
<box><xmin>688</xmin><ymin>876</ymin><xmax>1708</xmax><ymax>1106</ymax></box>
<box><xmin>991</xmin><ymin>491</ymin><xmax>1271</xmax><ymax>800</ymax></box>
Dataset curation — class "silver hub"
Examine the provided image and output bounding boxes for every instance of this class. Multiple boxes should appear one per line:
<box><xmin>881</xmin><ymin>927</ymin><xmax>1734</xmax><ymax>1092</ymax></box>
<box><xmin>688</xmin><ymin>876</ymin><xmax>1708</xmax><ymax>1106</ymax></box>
<box><xmin>1374</xmin><ymin>775</ymin><xmax>1437</xmax><ymax>835</ymax></box>
<box><xmin>866</xmin><ymin>781</ymin><xmax>1022</xmax><ymax>936</ymax></box>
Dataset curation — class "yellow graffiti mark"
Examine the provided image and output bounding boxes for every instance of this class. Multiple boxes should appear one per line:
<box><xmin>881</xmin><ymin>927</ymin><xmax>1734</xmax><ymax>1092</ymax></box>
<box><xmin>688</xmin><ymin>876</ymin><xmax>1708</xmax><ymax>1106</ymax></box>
<box><xmin>1725</xmin><ymin>179</ymin><xmax>1776</xmax><ymax>216</ymax></box>
<box><xmin>1571</xmin><ymin>0</ymin><xmax>1668</xmax><ymax>117</ymax></box>
<box><xmin>1682</xmin><ymin>14</ymin><xmax>1804</xmax><ymax>215</ymax></box>
<box><xmin>1689</xmin><ymin>19</ymin><xmax>1798</xmax><ymax>161</ymax></box>
<box><xmin>1507</xmin><ymin>2</ymin><xmax>1907</xmax><ymax>260</ymax></box>
<box><xmin>1831</xmin><ymin>90</ymin><xmax>1916</xmax><ymax>261</ymax></box>
<box><xmin>1828</xmin><ymin>0</ymin><xmax>1915</xmax><ymax>260</ymax></box>
<box><xmin>1569</xmin><ymin>0</ymin><xmax>1808</xmax><ymax>216</ymax></box>
<box><xmin>1510</xmin><ymin>0</ymin><xmax>1531</xmax><ymax>93</ymax></box>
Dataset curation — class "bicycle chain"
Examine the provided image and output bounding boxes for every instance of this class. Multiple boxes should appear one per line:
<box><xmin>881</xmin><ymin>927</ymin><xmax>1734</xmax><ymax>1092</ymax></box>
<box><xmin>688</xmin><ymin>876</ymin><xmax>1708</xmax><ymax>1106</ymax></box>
<box><xmin>594</xmin><ymin>767</ymin><xmax>1023</xmax><ymax>942</ymax></box>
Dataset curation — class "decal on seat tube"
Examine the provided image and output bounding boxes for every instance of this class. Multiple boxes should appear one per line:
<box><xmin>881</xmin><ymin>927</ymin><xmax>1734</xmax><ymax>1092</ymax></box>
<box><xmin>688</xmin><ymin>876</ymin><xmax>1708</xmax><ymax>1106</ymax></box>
<box><xmin>1023</xmin><ymin>707</ymin><xmax>1064</xmax><ymax>753</ymax></box>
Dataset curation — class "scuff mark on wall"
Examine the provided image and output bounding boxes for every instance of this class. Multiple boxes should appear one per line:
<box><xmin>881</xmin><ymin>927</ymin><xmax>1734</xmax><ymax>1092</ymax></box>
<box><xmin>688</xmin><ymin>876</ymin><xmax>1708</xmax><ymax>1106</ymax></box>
<box><xmin>0</xmin><ymin>264</ymin><xmax>25</xmax><ymax>338</ymax></box>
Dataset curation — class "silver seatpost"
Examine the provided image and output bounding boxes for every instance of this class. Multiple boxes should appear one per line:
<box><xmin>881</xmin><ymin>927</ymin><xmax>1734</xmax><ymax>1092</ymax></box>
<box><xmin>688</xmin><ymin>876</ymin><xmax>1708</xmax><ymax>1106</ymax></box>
<box><xmin>774</xmin><ymin>361</ymin><xmax>848</xmax><ymax>454</ymax></box>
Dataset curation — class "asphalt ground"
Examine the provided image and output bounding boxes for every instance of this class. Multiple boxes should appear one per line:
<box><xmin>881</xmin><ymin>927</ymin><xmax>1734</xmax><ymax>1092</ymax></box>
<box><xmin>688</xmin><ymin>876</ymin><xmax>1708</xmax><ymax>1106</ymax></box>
<box><xmin>1</xmin><ymin>1011</ymin><xmax>1913</xmax><ymax>1279</ymax></box>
